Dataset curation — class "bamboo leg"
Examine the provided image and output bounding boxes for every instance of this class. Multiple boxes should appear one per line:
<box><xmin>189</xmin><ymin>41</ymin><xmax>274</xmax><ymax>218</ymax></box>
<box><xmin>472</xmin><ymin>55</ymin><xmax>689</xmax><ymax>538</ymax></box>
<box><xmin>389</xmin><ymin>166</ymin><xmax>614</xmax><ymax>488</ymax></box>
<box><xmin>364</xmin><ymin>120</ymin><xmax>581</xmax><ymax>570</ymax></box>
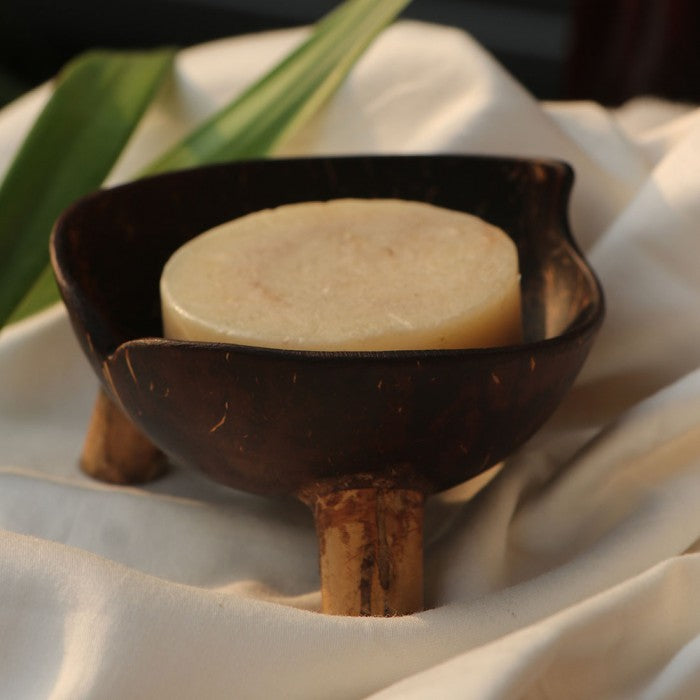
<box><xmin>80</xmin><ymin>387</ymin><xmax>167</xmax><ymax>484</ymax></box>
<box><xmin>305</xmin><ymin>487</ymin><xmax>424</xmax><ymax>616</ymax></box>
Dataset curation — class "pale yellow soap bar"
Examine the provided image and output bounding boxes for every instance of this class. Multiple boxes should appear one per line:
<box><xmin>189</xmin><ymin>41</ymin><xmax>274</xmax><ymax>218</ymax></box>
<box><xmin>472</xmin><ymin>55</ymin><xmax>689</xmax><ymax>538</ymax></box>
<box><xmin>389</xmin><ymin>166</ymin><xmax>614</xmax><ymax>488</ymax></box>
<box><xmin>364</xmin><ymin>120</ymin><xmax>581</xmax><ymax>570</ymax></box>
<box><xmin>160</xmin><ymin>199</ymin><xmax>522</xmax><ymax>351</ymax></box>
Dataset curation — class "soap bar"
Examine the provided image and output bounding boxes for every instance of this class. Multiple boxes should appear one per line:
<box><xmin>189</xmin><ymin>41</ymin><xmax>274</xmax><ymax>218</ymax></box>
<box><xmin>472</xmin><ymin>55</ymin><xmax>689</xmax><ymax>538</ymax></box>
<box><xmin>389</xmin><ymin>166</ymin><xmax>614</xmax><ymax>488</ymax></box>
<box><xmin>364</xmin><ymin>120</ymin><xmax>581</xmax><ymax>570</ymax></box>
<box><xmin>160</xmin><ymin>199</ymin><xmax>521</xmax><ymax>351</ymax></box>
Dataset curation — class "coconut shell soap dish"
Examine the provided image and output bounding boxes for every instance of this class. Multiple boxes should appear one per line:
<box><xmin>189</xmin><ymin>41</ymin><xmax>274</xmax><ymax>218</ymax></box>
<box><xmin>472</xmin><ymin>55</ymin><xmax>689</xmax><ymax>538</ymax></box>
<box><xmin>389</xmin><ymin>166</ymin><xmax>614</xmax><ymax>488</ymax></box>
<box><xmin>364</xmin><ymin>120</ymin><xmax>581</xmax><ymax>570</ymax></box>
<box><xmin>51</xmin><ymin>155</ymin><xmax>604</xmax><ymax>616</ymax></box>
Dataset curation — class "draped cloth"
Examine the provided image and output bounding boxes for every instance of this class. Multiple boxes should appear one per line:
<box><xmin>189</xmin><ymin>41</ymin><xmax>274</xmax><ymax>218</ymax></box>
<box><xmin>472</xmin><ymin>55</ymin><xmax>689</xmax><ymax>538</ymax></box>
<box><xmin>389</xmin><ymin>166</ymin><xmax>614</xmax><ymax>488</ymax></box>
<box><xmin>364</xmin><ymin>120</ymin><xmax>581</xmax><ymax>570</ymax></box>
<box><xmin>1</xmin><ymin>21</ymin><xmax>700</xmax><ymax>699</ymax></box>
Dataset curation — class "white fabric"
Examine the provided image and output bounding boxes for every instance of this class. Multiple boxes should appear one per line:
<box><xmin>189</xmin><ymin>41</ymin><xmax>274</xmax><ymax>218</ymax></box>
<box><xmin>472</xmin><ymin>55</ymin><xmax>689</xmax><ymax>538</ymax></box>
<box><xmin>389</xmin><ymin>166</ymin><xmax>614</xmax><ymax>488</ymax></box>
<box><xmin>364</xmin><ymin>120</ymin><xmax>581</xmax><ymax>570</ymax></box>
<box><xmin>2</xmin><ymin>20</ymin><xmax>700</xmax><ymax>699</ymax></box>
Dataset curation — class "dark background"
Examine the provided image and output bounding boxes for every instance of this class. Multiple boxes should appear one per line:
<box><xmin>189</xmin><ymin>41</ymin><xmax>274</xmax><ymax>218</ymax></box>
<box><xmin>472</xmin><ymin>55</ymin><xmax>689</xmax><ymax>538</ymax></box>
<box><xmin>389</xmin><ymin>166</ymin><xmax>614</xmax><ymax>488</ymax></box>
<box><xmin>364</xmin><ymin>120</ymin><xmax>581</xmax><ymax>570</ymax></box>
<box><xmin>0</xmin><ymin>0</ymin><xmax>699</xmax><ymax>109</ymax></box>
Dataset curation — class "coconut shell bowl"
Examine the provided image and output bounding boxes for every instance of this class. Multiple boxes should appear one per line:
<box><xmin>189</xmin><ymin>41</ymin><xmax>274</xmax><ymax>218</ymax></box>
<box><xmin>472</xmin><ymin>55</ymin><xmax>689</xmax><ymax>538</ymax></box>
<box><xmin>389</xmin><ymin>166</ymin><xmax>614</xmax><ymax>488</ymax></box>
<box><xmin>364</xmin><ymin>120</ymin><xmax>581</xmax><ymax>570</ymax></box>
<box><xmin>50</xmin><ymin>155</ymin><xmax>604</xmax><ymax>616</ymax></box>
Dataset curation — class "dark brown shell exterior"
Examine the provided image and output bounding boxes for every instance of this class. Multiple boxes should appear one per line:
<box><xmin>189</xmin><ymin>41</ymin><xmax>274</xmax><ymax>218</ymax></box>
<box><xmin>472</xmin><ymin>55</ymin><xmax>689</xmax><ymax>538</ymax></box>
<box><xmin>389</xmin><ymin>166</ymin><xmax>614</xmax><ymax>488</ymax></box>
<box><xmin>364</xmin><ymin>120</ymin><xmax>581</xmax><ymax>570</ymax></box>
<box><xmin>50</xmin><ymin>155</ymin><xmax>604</xmax><ymax>496</ymax></box>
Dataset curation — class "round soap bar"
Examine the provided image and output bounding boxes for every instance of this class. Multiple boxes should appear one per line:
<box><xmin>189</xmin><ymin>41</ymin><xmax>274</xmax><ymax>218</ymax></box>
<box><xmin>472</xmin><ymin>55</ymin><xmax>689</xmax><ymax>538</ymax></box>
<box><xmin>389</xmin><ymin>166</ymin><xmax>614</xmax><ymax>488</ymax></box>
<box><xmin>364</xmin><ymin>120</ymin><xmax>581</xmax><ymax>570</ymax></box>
<box><xmin>160</xmin><ymin>198</ymin><xmax>522</xmax><ymax>351</ymax></box>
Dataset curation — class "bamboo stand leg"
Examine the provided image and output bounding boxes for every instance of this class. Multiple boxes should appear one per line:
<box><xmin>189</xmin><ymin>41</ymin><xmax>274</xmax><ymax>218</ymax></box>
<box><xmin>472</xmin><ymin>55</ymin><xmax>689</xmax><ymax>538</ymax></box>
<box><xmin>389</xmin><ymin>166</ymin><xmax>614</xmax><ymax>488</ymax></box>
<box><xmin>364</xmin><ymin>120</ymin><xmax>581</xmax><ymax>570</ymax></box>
<box><xmin>80</xmin><ymin>387</ymin><xmax>167</xmax><ymax>484</ymax></box>
<box><xmin>304</xmin><ymin>487</ymin><xmax>424</xmax><ymax>616</ymax></box>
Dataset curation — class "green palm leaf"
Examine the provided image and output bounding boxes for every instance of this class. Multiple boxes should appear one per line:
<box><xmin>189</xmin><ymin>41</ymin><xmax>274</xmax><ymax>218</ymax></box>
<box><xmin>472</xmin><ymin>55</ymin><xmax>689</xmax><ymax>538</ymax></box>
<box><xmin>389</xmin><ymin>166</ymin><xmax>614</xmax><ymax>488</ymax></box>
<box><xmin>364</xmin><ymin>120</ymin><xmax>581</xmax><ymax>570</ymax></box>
<box><xmin>0</xmin><ymin>0</ymin><xmax>411</xmax><ymax>329</ymax></box>
<box><xmin>145</xmin><ymin>0</ymin><xmax>411</xmax><ymax>173</ymax></box>
<box><xmin>0</xmin><ymin>49</ymin><xmax>175</xmax><ymax>326</ymax></box>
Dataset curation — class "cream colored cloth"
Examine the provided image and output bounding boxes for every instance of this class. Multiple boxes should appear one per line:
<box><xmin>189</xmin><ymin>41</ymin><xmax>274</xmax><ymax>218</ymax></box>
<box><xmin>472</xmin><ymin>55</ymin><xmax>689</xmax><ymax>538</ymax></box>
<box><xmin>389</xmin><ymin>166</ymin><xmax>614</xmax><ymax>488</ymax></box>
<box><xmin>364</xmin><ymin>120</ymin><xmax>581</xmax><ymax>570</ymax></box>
<box><xmin>2</xmin><ymin>20</ymin><xmax>700</xmax><ymax>699</ymax></box>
